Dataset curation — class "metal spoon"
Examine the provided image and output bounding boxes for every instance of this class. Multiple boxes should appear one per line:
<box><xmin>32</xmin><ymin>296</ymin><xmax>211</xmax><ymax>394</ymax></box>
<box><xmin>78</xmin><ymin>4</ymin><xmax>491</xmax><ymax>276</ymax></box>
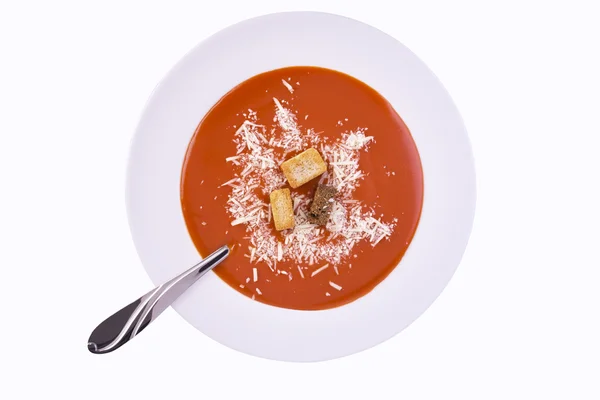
<box><xmin>87</xmin><ymin>245</ymin><xmax>230</xmax><ymax>354</ymax></box>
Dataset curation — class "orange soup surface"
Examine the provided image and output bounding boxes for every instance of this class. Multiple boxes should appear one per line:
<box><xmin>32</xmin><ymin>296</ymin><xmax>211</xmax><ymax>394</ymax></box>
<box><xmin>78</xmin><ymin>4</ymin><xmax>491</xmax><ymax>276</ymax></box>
<box><xmin>181</xmin><ymin>66</ymin><xmax>423</xmax><ymax>310</ymax></box>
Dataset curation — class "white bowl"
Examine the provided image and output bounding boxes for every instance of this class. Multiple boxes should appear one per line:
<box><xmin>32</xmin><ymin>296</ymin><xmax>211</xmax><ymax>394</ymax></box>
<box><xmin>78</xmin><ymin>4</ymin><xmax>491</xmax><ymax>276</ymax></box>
<box><xmin>126</xmin><ymin>11</ymin><xmax>476</xmax><ymax>362</ymax></box>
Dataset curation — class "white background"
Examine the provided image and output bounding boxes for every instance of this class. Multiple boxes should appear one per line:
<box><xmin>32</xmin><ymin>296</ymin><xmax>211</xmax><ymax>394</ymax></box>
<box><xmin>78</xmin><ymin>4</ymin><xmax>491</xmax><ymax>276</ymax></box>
<box><xmin>1</xmin><ymin>0</ymin><xmax>598</xmax><ymax>398</ymax></box>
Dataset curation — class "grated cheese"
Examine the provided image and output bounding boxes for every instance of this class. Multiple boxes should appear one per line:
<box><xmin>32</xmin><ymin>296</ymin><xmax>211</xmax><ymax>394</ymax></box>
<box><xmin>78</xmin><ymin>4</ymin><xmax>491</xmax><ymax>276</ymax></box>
<box><xmin>220</xmin><ymin>101</ymin><xmax>396</xmax><ymax>284</ymax></box>
<box><xmin>281</xmin><ymin>79</ymin><xmax>294</xmax><ymax>93</ymax></box>
<box><xmin>277</xmin><ymin>242</ymin><xmax>283</xmax><ymax>261</ymax></box>
<box><xmin>329</xmin><ymin>281</ymin><xmax>342</xmax><ymax>291</ymax></box>
<box><xmin>311</xmin><ymin>264</ymin><xmax>329</xmax><ymax>277</ymax></box>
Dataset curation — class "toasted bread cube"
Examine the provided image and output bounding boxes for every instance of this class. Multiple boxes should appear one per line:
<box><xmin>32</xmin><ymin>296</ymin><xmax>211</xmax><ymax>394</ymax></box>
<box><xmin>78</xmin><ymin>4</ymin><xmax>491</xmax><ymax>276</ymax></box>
<box><xmin>308</xmin><ymin>184</ymin><xmax>338</xmax><ymax>225</ymax></box>
<box><xmin>280</xmin><ymin>148</ymin><xmax>327</xmax><ymax>188</ymax></box>
<box><xmin>270</xmin><ymin>188</ymin><xmax>295</xmax><ymax>231</ymax></box>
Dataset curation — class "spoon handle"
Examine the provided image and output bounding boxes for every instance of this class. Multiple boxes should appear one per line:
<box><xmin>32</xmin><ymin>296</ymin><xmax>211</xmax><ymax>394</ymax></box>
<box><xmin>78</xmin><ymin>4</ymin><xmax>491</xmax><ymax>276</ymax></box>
<box><xmin>87</xmin><ymin>245</ymin><xmax>230</xmax><ymax>354</ymax></box>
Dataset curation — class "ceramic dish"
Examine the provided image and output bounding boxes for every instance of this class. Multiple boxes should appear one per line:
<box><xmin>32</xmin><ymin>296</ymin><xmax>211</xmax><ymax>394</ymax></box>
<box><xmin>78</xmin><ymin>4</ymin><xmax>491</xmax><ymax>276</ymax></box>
<box><xmin>126</xmin><ymin>11</ymin><xmax>476</xmax><ymax>362</ymax></box>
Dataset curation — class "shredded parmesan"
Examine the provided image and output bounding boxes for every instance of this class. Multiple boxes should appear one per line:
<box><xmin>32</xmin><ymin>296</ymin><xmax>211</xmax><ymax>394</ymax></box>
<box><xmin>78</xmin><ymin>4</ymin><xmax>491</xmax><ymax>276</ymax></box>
<box><xmin>329</xmin><ymin>281</ymin><xmax>342</xmax><ymax>291</ymax></box>
<box><xmin>311</xmin><ymin>264</ymin><xmax>329</xmax><ymax>277</ymax></box>
<box><xmin>277</xmin><ymin>242</ymin><xmax>283</xmax><ymax>261</ymax></box>
<box><xmin>281</xmin><ymin>79</ymin><xmax>294</xmax><ymax>93</ymax></box>
<box><xmin>220</xmin><ymin>100</ymin><xmax>396</xmax><ymax>284</ymax></box>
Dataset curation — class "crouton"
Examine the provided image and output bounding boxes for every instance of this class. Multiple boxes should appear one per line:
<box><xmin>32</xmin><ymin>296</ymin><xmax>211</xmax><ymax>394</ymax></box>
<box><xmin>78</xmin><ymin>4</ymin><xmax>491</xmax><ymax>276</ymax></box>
<box><xmin>280</xmin><ymin>148</ymin><xmax>327</xmax><ymax>188</ymax></box>
<box><xmin>308</xmin><ymin>184</ymin><xmax>337</xmax><ymax>225</ymax></box>
<box><xmin>270</xmin><ymin>188</ymin><xmax>295</xmax><ymax>231</ymax></box>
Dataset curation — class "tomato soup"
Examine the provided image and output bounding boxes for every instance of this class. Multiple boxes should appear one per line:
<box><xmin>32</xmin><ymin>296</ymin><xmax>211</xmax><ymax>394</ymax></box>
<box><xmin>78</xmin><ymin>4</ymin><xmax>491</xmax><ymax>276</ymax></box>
<box><xmin>181</xmin><ymin>66</ymin><xmax>423</xmax><ymax>310</ymax></box>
